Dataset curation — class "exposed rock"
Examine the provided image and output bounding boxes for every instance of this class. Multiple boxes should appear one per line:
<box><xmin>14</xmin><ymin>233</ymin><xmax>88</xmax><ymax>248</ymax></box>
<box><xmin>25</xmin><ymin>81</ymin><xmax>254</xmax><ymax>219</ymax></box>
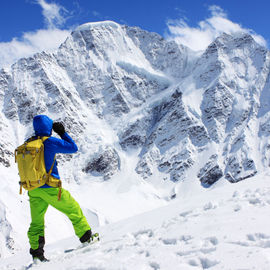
<box><xmin>201</xmin><ymin>82</ymin><xmax>234</xmax><ymax>143</ymax></box>
<box><xmin>198</xmin><ymin>155</ymin><xmax>223</xmax><ymax>185</ymax></box>
<box><xmin>225</xmin><ymin>156</ymin><xmax>257</xmax><ymax>183</ymax></box>
<box><xmin>83</xmin><ymin>147</ymin><xmax>120</xmax><ymax>180</ymax></box>
<box><xmin>0</xmin><ymin>142</ymin><xmax>13</xmax><ymax>168</ymax></box>
<box><xmin>200</xmin><ymin>165</ymin><xmax>223</xmax><ymax>185</ymax></box>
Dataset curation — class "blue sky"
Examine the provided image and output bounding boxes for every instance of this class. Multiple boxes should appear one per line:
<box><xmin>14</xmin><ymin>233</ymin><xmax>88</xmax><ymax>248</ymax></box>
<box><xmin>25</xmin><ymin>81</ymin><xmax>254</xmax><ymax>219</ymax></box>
<box><xmin>0</xmin><ymin>0</ymin><xmax>269</xmax><ymax>68</ymax></box>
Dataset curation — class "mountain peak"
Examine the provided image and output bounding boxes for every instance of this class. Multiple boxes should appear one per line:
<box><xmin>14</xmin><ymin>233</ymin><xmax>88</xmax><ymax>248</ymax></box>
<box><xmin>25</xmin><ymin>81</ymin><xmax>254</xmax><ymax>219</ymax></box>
<box><xmin>212</xmin><ymin>32</ymin><xmax>259</xmax><ymax>51</ymax></box>
<box><xmin>74</xmin><ymin>21</ymin><xmax>120</xmax><ymax>32</ymax></box>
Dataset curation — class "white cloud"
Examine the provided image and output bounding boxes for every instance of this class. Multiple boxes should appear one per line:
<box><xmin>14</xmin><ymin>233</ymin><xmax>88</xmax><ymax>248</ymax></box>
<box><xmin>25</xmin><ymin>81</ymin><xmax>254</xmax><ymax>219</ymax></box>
<box><xmin>0</xmin><ymin>29</ymin><xmax>70</xmax><ymax>68</ymax></box>
<box><xmin>166</xmin><ymin>5</ymin><xmax>267</xmax><ymax>51</ymax></box>
<box><xmin>0</xmin><ymin>0</ymin><xmax>70</xmax><ymax>68</ymax></box>
<box><xmin>36</xmin><ymin>0</ymin><xmax>68</xmax><ymax>29</ymax></box>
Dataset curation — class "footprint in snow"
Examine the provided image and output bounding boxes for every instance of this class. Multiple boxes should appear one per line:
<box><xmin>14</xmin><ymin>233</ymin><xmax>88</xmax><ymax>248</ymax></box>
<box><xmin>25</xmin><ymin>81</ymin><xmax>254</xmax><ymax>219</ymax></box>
<box><xmin>198</xmin><ymin>237</ymin><xmax>219</xmax><ymax>254</ymax></box>
<box><xmin>133</xmin><ymin>229</ymin><xmax>154</xmax><ymax>238</ymax></box>
<box><xmin>203</xmin><ymin>202</ymin><xmax>217</xmax><ymax>211</ymax></box>
<box><xmin>149</xmin><ymin>262</ymin><xmax>160</xmax><ymax>270</ymax></box>
<box><xmin>205</xmin><ymin>236</ymin><xmax>219</xmax><ymax>246</ymax></box>
<box><xmin>138</xmin><ymin>249</ymin><xmax>150</xmax><ymax>257</ymax></box>
<box><xmin>186</xmin><ymin>257</ymin><xmax>220</xmax><ymax>269</ymax></box>
<box><xmin>232</xmin><ymin>191</ymin><xmax>240</xmax><ymax>198</ymax></box>
<box><xmin>229</xmin><ymin>233</ymin><xmax>270</xmax><ymax>248</ymax></box>
<box><xmin>234</xmin><ymin>204</ymin><xmax>242</xmax><ymax>212</ymax></box>
<box><xmin>179</xmin><ymin>210</ymin><xmax>193</xmax><ymax>217</ymax></box>
<box><xmin>176</xmin><ymin>236</ymin><xmax>217</xmax><ymax>258</ymax></box>
<box><xmin>179</xmin><ymin>235</ymin><xmax>193</xmax><ymax>243</ymax></box>
<box><xmin>247</xmin><ymin>233</ymin><xmax>270</xmax><ymax>248</ymax></box>
<box><xmin>199</xmin><ymin>257</ymin><xmax>220</xmax><ymax>269</ymax></box>
<box><xmin>162</xmin><ymin>238</ymin><xmax>178</xmax><ymax>245</ymax></box>
<box><xmin>160</xmin><ymin>235</ymin><xmax>193</xmax><ymax>246</ymax></box>
<box><xmin>248</xmin><ymin>197</ymin><xmax>262</xmax><ymax>206</ymax></box>
<box><xmin>179</xmin><ymin>209</ymin><xmax>200</xmax><ymax>221</ymax></box>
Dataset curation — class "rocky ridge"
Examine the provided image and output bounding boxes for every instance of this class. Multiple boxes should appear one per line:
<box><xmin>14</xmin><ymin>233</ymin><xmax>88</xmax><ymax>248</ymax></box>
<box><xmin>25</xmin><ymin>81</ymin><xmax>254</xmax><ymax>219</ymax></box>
<box><xmin>1</xmin><ymin>22</ymin><xmax>270</xmax><ymax>185</ymax></box>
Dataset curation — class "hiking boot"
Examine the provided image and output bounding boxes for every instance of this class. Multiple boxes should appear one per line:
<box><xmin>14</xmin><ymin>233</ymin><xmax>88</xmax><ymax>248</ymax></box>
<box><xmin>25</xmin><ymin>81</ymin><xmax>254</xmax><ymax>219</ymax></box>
<box><xmin>79</xmin><ymin>230</ymin><xmax>92</xmax><ymax>243</ymax></box>
<box><xmin>30</xmin><ymin>236</ymin><xmax>48</xmax><ymax>262</ymax></box>
<box><xmin>33</xmin><ymin>254</ymin><xmax>49</xmax><ymax>262</ymax></box>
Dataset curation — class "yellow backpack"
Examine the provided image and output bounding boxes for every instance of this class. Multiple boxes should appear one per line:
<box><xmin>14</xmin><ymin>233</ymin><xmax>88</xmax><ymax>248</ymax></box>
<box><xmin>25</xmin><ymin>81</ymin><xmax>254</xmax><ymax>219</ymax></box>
<box><xmin>15</xmin><ymin>136</ymin><xmax>62</xmax><ymax>200</ymax></box>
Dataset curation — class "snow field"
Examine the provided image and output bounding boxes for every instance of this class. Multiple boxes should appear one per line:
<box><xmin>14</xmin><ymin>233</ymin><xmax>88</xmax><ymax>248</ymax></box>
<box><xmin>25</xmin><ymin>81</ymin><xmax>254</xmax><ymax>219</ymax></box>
<box><xmin>1</xmin><ymin>172</ymin><xmax>270</xmax><ymax>269</ymax></box>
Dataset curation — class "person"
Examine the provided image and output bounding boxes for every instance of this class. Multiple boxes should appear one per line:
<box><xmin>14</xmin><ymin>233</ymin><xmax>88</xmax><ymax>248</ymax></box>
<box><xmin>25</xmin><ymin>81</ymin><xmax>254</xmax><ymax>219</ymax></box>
<box><xmin>27</xmin><ymin>115</ymin><xmax>92</xmax><ymax>261</ymax></box>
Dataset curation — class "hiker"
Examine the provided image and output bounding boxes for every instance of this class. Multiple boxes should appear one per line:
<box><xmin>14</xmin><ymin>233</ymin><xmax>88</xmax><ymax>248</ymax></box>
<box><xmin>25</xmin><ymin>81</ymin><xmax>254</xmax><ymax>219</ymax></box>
<box><xmin>26</xmin><ymin>115</ymin><xmax>92</xmax><ymax>261</ymax></box>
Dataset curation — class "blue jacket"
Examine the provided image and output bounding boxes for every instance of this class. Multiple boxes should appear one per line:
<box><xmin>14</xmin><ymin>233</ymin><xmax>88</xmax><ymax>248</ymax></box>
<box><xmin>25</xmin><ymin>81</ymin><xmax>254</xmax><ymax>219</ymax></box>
<box><xmin>33</xmin><ymin>115</ymin><xmax>78</xmax><ymax>187</ymax></box>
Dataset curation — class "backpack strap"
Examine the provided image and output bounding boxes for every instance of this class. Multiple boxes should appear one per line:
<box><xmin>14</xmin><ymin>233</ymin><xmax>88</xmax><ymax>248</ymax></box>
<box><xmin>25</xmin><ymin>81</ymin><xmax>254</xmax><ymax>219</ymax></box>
<box><xmin>41</xmin><ymin>136</ymin><xmax>49</xmax><ymax>142</ymax></box>
<box><xmin>47</xmin><ymin>155</ymin><xmax>62</xmax><ymax>201</ymax></box>
<box><xmin>57</xmin><ymin>184</ymin><xmax>62</xmax><ymax>201</ymax></box>
<box><xmin>41</xmin><ymin>136</ymin><xmax>56</xmax><ymax>178</ymax></box>
<box><xmin>48</xmin><ymin>155</ymin><xmax>56</xmax><ymax>176</ymax></box>
<box><xmin>42</xmin><ymin>137</ymin><xmax>62</xmax><ymax>200</ymax></box>
<box><xmin>19</xmin><ymin>181</ymin><xmax>22</xmax><ymax>195</ymax></box>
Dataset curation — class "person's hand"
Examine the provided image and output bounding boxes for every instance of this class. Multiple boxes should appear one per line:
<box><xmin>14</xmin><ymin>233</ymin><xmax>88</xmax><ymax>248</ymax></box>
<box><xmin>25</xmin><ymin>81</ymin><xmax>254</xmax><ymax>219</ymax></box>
<box><xmin>53</xmin><ymin>122</ymin><xmax>65</xmax><ymax>137</ymax></box>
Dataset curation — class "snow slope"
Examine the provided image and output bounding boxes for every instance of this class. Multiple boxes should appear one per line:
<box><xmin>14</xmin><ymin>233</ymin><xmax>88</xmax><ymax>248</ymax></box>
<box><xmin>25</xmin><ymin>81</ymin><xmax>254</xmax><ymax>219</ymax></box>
<box><xmin>1</xmin><ymin>172</ymin><xmax>270</xmax><ymax>269</ymax></box>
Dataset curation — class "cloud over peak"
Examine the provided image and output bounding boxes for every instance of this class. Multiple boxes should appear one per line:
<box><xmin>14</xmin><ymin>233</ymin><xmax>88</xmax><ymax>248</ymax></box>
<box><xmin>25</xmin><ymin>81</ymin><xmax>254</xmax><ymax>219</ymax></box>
<box><xmin>36</xmin><ymin>0</ymin><xmax>68</xmax><ymax>29</ymax></box>
<box><xmin>0</xmin><ymin>0</ymin><xmax>70</xmax><ymax>68</ymax></box>
<box><xmin>166</xmin><ymin>5</ymin><xmax>267</xmax><ymax>51</ymax></box>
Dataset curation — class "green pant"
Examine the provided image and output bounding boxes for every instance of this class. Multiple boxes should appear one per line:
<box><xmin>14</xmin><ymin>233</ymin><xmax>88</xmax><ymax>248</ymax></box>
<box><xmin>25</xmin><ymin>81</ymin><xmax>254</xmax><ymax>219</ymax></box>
<box><xmin>28</xmin><ymin>188</ymin><xmax>91</xmax><ymax>250</ymax></box>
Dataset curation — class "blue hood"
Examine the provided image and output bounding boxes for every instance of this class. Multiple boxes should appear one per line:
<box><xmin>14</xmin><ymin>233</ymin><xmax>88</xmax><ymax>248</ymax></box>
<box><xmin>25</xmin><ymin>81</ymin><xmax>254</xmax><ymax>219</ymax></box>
<box><xmin>33</xmin><ymin>115</ymin><xmax>53</xmax><ymax>136</ymax></box>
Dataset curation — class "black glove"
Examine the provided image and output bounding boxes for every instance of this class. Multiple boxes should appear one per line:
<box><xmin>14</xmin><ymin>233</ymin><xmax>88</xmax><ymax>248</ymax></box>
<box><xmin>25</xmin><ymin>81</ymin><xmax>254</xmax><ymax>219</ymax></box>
<box><xmin>53</xmin><ymin>122</ymin><xmax>65</xmax><ymax>137</ymax></box>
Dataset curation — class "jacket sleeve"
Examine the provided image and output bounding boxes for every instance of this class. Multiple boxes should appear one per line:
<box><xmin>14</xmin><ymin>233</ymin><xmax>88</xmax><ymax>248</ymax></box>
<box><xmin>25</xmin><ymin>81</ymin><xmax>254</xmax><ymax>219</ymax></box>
<box><xmin>46</xmin><ymin>132</ymin><xmax>78</xmax><ymax>154</ymax></box>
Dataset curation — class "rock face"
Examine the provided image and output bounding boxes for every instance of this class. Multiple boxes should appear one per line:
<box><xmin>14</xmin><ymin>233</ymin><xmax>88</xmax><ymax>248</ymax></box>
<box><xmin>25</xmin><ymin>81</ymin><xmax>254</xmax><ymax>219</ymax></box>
<box><xmin>1</xmin><ymin>20</ymin><xmax>270</xmax><ymax>256</ymax></box>
<box><xmin>83</xmin><ymin>147</ymin><xmax>120</xmax><ymax>180</ymax></box>
<box><xmin>198</xmin><ymin>155</ymin><xmax>223</xmax><ymax>185</ymax></box>
<box><xmin>1</xmin><ymin>22</ymin><xmax>270</xmax><ymax>186</ymax></box>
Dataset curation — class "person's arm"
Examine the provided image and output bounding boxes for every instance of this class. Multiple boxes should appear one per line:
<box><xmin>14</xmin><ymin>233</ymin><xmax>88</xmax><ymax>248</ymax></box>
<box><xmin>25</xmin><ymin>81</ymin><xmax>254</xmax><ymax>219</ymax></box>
<box><xmin>46</xmin><ymin>133</ymin><xmax>78</xmax><ymax>153</ymax></box>
<box><xmin>50</xmin><ymin>122</ymin><xmax>78</xmax><ymax>153</ymax></box>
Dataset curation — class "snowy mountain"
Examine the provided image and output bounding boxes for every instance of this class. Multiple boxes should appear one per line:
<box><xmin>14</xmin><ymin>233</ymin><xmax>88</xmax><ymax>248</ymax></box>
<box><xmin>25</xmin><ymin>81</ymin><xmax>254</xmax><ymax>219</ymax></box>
<box><xmin>1</xmin><ymin>20</ymin><xmax>270</xmax><ymax>268</ymax></box>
